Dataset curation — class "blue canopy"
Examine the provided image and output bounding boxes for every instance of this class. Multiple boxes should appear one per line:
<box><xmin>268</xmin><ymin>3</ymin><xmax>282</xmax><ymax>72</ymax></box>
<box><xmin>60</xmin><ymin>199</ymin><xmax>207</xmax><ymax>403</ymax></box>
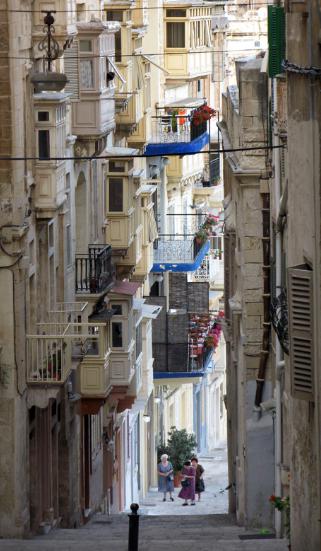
<box><xmin>145</xmin><ymin>132</ymin><xmax>209</xmax><ymax>157</ymax></box>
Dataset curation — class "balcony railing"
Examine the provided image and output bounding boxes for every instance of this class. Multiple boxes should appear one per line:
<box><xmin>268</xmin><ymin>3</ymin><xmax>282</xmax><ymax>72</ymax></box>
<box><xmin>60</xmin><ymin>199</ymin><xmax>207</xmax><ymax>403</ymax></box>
<box><xmin>26</xmin><ymin>322</ymin><xmax>109</xmax><ymax>385</ymax></box>
<box><xmin>152</xmin><ymin>234</ymin><xmax>210</xmax><ymax>272</ymax></box>
<box><xmin>75</xmin><ymin>244</ymin><xmax>114</xmax><ymax>294</ymax></box>
<box><xmin>145</xmin><ymin>106</ymin><xmax>209</xmax><ymax>156</ymax></box>
<box><xmin>149</xmin><ymin>115</ymin><xmax>207</xmax><ymax>144</ymax></box>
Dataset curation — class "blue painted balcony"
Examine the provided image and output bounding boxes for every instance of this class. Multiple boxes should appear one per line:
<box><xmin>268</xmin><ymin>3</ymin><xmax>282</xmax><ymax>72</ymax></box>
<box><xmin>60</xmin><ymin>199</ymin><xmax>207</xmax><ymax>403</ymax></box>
<box><xmin>144</xmin><ymin>110</ymin><xmax>209</xmax><ymax>157</ymax></box>
<box><xmin>151</xmin><ymin>234</ymin><xmax>210</xmax><ymax>272</ymax></box>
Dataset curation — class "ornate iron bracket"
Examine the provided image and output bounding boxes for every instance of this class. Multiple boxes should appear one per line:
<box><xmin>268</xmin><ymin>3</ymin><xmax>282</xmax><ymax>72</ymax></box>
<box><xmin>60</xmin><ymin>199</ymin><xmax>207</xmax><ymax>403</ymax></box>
<box><xmin>38</xmin><ymin>11</ymin><xmax>60</xmax><ymax>71</ymax></box>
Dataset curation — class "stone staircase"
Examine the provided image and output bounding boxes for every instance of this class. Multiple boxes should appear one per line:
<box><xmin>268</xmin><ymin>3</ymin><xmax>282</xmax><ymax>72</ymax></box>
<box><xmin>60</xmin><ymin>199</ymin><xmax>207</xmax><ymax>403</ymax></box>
<box><xmin>0</xmin><ymin>514</ymin><xmax>289</xmax><ymax>551</ymax></box>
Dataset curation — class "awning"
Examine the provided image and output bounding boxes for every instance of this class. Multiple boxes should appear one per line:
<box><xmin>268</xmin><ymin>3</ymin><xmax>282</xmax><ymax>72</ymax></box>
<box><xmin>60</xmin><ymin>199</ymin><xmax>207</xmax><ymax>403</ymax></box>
<box><xmin>107</xmin><ymin>56</ymin><xmax>126</xmax><ymax>84</ymax></box>
<box><xmin>110</xmin><ymin>281</ymin><xmax>142</xmax><ymax>296</ymax></box>
<box><xmin>135</xmin><ymin>184</ymin><xmax>157</xmax><ymax>196</ymax></box>
<box><xmin>141</xmin><ymin>54</ymin><xmax>170</xmax><ymax>75</ymax></box>
<box><xmin>145</xmin><ymin>131</ymin><xmax>209</xmax><ymax>157</ymax></box>
<box><xmin>142</xmin><ymin>304</ymin><xmax>162</xmax><ymax>319</ymax></box>
<box><xmin>154</xmin><ymin>371</ymin><xmax>204</xmax><ymax>386</ymax></box>
<box><xmin>102</xmin><ymin>146</ymin><xmax>138</xmax><ymax>157</ymax></box>
<box><xmin>151</xmin><ymin>239</ymin><xmax>210</xmax><ymax>272</ymax></box>
<box><xmin>163</xmin><ymin>97</ymin><xmax>205</xmax><ymax>108</ymax></box>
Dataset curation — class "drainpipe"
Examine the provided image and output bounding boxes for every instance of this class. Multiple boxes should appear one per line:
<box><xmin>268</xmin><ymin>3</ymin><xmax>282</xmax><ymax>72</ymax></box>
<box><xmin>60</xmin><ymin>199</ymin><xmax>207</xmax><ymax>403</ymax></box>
<box><xmin>272</xmin><ymin>76</ymin><xmax>282</xmax><ymax>539</ymax></box>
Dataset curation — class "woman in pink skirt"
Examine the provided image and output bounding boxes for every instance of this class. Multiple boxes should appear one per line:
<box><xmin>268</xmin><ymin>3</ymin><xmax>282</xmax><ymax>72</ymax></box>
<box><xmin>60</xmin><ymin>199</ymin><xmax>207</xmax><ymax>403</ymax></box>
<box><xmin>178</xmin><ymin>460</ymin><xmax>196</xmax><ymax>506</ymax></box>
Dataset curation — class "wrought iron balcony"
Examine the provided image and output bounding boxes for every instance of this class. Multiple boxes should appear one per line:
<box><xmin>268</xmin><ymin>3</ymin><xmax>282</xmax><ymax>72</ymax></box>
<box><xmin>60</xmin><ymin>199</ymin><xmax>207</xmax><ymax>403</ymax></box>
<box><xmin>145</xmin><ymin>110</ymin><xmax>209</xmax><ymax>156</ymax></box>
<box><xmin>75</xmin><ymin>244</ymin><xmax>114</xmax><ymax>295</ymax></box>
<box><xmin>152</xmin><ymin>234</ymin><xmax>210</xmax><ymax>272</ymax></box>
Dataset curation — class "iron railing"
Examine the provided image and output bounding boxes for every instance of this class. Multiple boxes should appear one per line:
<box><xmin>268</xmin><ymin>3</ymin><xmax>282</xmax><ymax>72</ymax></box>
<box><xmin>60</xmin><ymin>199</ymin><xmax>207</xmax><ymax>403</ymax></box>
<box><xmin>150</xmin><ymin>112</ymin><xmax>207</xmax><ymax>144</ymax></box>
<box><xmin>75</xmin><ymin>244</ymin><xmax>114</xmax><ymax>294</ymax></box>
<box><xmin>153</xmin><ymin>234</ymin><xmax>204</xmax><ymax>264</ymax></box>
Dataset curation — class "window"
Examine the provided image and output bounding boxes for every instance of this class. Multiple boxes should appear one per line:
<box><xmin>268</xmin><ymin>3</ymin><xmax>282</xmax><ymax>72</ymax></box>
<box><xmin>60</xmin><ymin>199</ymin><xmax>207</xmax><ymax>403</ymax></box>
<box><xmin>112</xmin><ymin>322</ymin><xmax>123</xmax><ymax>347</ymax></box>
<box><xmin>166</xmin><ymin>9</ymin><xmax>186</xmax><ymax>17</ymax></box>
<box><xmin>166</xmin><ymin>22</ymin><xmax>185</xmax><ymax>48</ymax></box>
<box><xmin>79</xmin><ymin>40</ymin><xmax>92</xmax><ymax>52</ymax></box>
<box><xmin>115</xmin><ymin>30</ymin><xmax>122</xmax><ymax>62</ymax></box>
<box><xmin>111</xmin><ymin>304</ymin><xmax>123</xmax><ymax>315</ymax></box>
<box><xmin>80</xmin><ymin>59</ymin><xmax>94</xmax><ymax>89</ymax></box>
<box><xmin>38</xmin><ymin>111</ymin><xmax>49</xmax><ymax>122</ymax></box>
<box><xmin>66</xmin><ymin>224</ymin><xmax>72</xmax><ymax>267</ymax></box>
<box><xmin>109</xmin><ymin>177</ymin><xmax>123</xmax><ymax>212</ymax></box>
<box><xmin>109</xmin><ymin>160</ymin><xmax>125</xmax><ymax>172</ymax></box>
<box><xmin>106</xmin><ymin>10</ymin><xmax>123</xmax><ymax>21</ymax></box>
<box><xmin>135</xmin><ymin>323</ymin><xmax>142</xmax><ymax>359</ymax></box>
<box><xmin>38</xmin><ymin>130</ymin><xmax>50</xmax><ymax>159</ymax></box>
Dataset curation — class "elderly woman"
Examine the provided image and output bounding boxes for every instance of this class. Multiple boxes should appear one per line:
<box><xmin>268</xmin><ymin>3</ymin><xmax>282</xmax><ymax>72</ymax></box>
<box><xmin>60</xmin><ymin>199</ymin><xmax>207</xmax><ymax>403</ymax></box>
<box><xmin>158</xmin><ymin>454</ymin><xmax>174</xmax><ymax>502</ymax></box>
<box><xmin>178</xmin><ymin>460</ymin><xmax>196</xmax><ymax>506</ymax></box>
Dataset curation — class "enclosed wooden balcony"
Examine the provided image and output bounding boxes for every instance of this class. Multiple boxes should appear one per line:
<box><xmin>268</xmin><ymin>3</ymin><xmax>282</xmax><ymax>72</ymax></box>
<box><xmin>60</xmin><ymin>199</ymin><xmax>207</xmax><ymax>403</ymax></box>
<box><xmin>76</xmin><ymin>325</ymin><xmax>111</xmax><ymax>398</ymax></box>
<box><xmin>164</xmin><ymin>5</ymin><xmax>213</xmax><ymax>79</ymax></box>
<box><xmin>105</xmin><ymin>209</ymin><xmax>135</xmax><ymax>251</ymax></box>
<box><xmin>75</xmin><ymin>244</ymin><xmax>114</xmax><ymax>296</ymax></box>
<box><xmin>116</xmin><ymin>88</ymin><xmax>144</xmax><ymax>131</ymax></box>
<box><xmin>109</xmin><ymin>344</ymin><xmax>136</xmax><ymax>388</ymax></box>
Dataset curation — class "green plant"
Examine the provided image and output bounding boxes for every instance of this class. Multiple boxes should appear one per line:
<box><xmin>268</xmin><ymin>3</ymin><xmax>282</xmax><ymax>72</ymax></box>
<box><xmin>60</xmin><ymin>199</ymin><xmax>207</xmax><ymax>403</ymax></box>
<box><xmin>160</xmin><ymin>426</ymin><xmax>197</xmax><ymax>473</ymax></box>
<box><xmin>269</xmin><ymin>495</ymin><xmax>290</xmax><ymax>539</ymax></box>
<box><xmin>194</xmin><ymin>228</ymin><xmax>209</xmax><ymax>243</ymax></box>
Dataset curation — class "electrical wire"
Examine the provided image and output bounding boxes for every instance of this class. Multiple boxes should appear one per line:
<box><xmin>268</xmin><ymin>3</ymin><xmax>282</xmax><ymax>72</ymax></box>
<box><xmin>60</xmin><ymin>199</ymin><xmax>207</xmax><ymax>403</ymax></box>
<box><xmin>0</xmin><ymin>3</ymin><xmax>274</xmax><ymax>14</ymax></box>
<box><xmin>0</xmin><ymin>47</ymin><xmax>266</xmax><ymax>62</ymax></box>
<box><xmin>0</xmin><ymin>145</ymin><xmax>285</xmax><ymax>162</ymax></box>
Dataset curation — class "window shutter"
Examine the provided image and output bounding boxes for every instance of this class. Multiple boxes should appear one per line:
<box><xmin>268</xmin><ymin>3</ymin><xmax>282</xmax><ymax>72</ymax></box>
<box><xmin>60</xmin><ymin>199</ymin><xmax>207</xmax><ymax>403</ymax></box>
<box><xmin>64</xmin><ymin>40</ymin><xmax>80</xmax><ymax>99</ymax></box>
<box><xmin>288</xmin><ymin>266</ymin><xmax>314</xmax><ymax>401</ymax></box>
<box><xmin>268</xmin><ymin>6</ymin><xmax>285</xmax><ymax>77</ymax></box>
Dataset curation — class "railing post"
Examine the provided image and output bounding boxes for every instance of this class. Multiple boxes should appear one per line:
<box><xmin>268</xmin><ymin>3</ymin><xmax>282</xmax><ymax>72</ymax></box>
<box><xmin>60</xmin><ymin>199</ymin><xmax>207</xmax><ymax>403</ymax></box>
<box><xmin>128</xmin><ymin>503</ymin><xmax>139</xmax><ymax>551</ymax></box>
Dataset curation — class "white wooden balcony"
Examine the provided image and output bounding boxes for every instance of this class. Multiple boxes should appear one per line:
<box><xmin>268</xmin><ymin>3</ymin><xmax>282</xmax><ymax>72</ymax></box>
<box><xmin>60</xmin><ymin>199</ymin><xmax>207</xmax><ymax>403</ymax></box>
<box><xmin>76</xmin><ymin>325</ymin><xmax>111</xmax><ymax>398</ymax></box>
<box><xmin>26</xmin><ymin>322</ymin><xmax>109</xmax><ymax>391</ymax></box>
<box><xmin>109</xmin><ymin>341</ymin><xmax>136</xmax><ymax>387</ymax></box>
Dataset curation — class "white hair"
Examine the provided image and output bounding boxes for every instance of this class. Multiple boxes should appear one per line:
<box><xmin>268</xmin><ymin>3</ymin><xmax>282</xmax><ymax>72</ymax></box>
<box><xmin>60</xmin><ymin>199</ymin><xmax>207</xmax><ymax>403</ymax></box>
<box><xmin>160</xmin><ymin>454</ymin><xmax>168</xmax><ymax>461</ymax></box>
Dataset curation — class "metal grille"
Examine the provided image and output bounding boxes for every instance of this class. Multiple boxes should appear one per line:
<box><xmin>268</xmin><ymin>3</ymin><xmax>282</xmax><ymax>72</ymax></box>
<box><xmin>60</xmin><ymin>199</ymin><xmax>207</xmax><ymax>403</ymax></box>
<box><xmin>270</xmin><ymin>288</ymin><xmax>289</xmax><ymax>355</ymax></box>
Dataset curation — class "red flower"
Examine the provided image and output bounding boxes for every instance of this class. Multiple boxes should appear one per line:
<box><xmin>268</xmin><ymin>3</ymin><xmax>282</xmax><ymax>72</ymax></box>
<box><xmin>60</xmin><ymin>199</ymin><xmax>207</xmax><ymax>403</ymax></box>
<box><xmin>269</xmin><ymin>495</ymin><xmax>276</xmax><ymax>502</ymax></box>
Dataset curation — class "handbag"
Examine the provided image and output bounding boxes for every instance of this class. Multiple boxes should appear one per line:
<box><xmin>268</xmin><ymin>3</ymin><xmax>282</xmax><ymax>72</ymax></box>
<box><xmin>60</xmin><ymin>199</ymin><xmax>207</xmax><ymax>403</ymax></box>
<box><xmin>181</xmin><ymin>478</ymin><xmax>190</xmax><ymax>488</ymax></box>
<box><xmin>197</xmin><ymin>478</ymin><xmax>205</xmax><ymax>492</ymax></box>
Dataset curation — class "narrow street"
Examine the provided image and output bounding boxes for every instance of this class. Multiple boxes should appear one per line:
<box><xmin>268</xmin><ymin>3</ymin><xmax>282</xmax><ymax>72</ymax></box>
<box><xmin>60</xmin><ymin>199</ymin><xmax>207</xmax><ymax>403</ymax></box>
<box><xmin>0</xmin><ymin>450</ymin><xmax>288</xmax><ymax>551</ymax></box>
<box><xmin>140</xmin><ymin>449</ymin><xmax>228</xmax><ymax>515</ymax></box>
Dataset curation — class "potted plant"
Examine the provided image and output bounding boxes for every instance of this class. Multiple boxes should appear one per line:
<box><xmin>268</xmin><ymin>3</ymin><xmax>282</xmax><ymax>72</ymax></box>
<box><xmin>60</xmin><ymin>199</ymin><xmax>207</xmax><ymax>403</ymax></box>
<box><xmin>158</xmin><ymin>426</ymin><xmax>197</xmax><ymax>486</ymax></box>
<box><xmin>191</xmin><ymin>104</ymin><xmax>216</xmax><ymax>126</ymax></box>
<box><xmin>194</xmin><ymin>228</ymin><xmax>208</xmax><ymax>245</ymax></box>
<box><xmin>269</xmin><ymin>495</ymin><xmax>291</xmax><ymax>548</ymax></box>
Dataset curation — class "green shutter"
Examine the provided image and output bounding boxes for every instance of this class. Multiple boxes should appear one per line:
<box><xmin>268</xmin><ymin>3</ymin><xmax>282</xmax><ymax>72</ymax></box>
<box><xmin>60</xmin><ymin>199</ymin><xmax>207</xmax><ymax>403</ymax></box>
<box><xmin>268</xmin><ymin>6</ymin><xmax>285</xmax><ymax>77</ymax></box>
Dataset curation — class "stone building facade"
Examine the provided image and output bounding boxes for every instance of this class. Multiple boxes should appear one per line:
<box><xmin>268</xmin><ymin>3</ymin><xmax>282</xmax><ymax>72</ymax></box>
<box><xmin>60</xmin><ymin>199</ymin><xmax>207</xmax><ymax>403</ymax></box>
<box><xmin>220</xmin><ymin>56</ymin><xmax>274</xmax><ymax>527</ymax></box>
<box><xmin>268</xmin><ymin>2</ymin><xmax>321</xmax><ymax>548</ymax></box>
<box><xmin>0</xmin><ymin>0</ymin><xmax>159</xmax><ymax>536</ymax></box>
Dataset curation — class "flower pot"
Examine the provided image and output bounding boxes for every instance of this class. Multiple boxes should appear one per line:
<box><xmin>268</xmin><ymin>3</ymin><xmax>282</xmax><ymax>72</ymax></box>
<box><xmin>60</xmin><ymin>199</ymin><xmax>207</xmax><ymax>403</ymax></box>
<box><xmin>31</xmin><ymin>72</ymin><xmax>68</xmax><ymax>93</ymax></box>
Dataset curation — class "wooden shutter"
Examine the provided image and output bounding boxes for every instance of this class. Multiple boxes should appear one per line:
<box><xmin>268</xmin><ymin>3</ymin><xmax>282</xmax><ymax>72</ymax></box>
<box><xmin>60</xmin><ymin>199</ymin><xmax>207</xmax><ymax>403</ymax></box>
<box><xmin>64</xmin><ymin>40</ymin><xmax>80</xmax><ymax>100</ymax></box>
<box><xmin>268</xmin><ymin>6</ymin><xmax>285</xmax><ymax>77</ymax></box>
<box><xmin>288</xmin><ymin>266</ymin><xmax>314</xmax><ymax>400</ymax></box>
